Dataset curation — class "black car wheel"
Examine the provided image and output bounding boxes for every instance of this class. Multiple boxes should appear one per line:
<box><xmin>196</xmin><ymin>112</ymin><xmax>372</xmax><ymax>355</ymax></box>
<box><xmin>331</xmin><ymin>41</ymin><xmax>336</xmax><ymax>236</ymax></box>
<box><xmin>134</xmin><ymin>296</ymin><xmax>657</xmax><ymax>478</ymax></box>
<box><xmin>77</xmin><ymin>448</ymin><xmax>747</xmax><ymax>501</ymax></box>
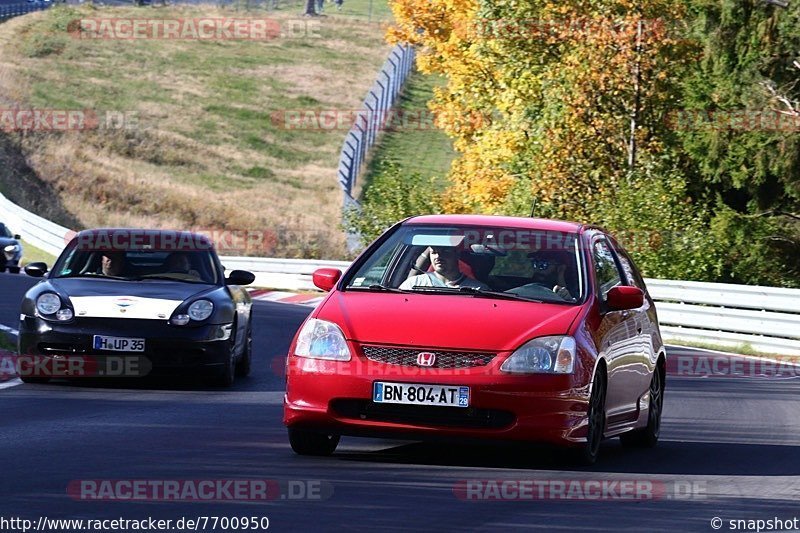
<box><xmin>235</xmin><ymin>320</ymin><xmax>252</xmax><ymax>378</ymax></box>
<box><xmin>573</xmin><ymin>368</ymin><xmax>606</xmax><ymax>465</ymax></box>
<box><xmin>208</xmin><ymin>324</ymin><xmax>237</xmax><ymax>387</ymax></box>
<box><xmin>288</xmin><ymin>428</ymin><xmax>340</xmax><ymax>456</ymax></box>
<box><xmin>620</xmin><ymin>364</ymin><xmax>663</xmax><ymax>448</ymax></box>
<box><xmin>214</xmin><ymin>347</ymin><xmax>236</xmax><ymax>388</ymax></box>
<box><xmin>8</xmin><ymin>267</ymin><xmax>20</xmax><ymax>274</ymax></box>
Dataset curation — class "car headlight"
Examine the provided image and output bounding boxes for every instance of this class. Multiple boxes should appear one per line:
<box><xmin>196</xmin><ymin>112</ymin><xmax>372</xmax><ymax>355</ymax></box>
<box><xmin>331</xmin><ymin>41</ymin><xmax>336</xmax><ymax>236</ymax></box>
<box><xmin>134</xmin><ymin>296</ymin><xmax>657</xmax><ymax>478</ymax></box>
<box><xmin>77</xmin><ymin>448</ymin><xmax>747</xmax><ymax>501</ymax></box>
<box><xmin>187</xmin><ymin>300</ymin><xmax>214</xmax><ymax>321</ymax></box>
<box><xmin>500</xmin><ymin>336</ymin><xmax>576</xmax><ymax>374</ymax></box>
<box><xmin>294</xmin><ymin>318</ymin><xmax>351</xmax><ymax>361</ymax></box>
<box><xmin>56</xmin><ymin>309</ymin><xmax>73</xmax><ymax>321</ymax></box>
<box><xmin>3</xmin><ymin>244</ymin><xmax>18</xmax><ymax>258</ymax></box>
<box><xmin>36</xmin><ymin>293</ymin><xmax>62</xmax><ymax>315</ymax></box>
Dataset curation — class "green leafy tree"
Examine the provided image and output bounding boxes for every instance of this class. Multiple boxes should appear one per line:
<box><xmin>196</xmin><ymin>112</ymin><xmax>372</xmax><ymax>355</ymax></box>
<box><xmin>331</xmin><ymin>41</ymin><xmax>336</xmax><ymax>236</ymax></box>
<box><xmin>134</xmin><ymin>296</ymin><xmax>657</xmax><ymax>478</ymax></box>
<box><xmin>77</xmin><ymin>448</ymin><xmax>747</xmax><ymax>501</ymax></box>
<box><xmin>343</xmin><ymin>161</ymin><xmax>442</xmax><ymax>248</ymax></box>
<box><xmin>675</xmin><ymin>0</ymin><xmax>800</xmax><ymax>285</ymax></box>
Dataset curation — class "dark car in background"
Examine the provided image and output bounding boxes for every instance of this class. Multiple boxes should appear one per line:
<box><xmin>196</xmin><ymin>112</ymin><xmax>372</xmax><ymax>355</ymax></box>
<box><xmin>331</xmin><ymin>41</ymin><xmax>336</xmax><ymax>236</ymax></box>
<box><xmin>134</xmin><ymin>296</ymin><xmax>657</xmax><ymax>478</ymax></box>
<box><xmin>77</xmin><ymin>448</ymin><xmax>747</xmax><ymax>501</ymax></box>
<box><xmin>0</xmin><ymin>222</ymin><xmax>23</xmax><ymax>274</ymax></box>
<box><xmin>18</xmin><ymin>228</ymin><xmax>255</xmax><ymax>386</ymax></box>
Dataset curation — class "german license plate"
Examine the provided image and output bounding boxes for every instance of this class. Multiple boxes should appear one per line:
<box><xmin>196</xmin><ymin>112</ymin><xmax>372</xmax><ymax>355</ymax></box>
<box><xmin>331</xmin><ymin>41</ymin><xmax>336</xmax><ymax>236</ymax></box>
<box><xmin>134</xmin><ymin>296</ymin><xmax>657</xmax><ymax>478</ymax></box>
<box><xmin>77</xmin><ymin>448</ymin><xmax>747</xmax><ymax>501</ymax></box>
<box><xmin>373</xmin><ymin>382</ymin><xmax>469</xmax><ymax>408</ymax></box>
<box><xmin>93</xmin><ymin>335</ymin><xmax>145</xmax><ymax>352</ymax></box>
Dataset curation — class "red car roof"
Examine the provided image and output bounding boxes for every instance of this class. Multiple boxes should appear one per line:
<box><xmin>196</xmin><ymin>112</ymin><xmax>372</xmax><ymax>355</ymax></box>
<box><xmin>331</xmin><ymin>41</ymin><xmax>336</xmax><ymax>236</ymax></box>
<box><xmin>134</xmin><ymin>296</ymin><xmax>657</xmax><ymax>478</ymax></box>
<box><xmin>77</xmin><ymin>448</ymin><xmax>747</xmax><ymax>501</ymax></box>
<box><xmin>405</xmin><ymin>214</ymin><xmax>583</xmax><ymax>232</ymax></box>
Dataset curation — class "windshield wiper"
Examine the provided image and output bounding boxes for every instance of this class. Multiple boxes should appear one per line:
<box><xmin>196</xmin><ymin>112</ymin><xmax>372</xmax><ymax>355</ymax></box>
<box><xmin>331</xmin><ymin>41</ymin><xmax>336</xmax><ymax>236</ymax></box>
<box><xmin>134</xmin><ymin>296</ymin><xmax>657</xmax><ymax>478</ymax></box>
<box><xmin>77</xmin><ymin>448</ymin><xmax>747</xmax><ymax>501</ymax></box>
<box><xmin>348</xmin><ymin>284</ymin><xmax>409</xmax><ymax>293</ymax></box>
<box><xmin>133</xmin><ymin>275</ymin><xmax>207</xmax><ymax>283</ymax></box>
<box><xmin>58</xmin><ymin>272</ymin><xmax>131</xmax><ymax>281</ymax></box>
<box><xmin>410</xmin><ymin>285</ymin><xmax>541</xmax><ymax>302</ymax></box>
<box><xmin>454</xmin><ymin>286</ymin><xmax>544</xmax><ymax>302</ymax></box>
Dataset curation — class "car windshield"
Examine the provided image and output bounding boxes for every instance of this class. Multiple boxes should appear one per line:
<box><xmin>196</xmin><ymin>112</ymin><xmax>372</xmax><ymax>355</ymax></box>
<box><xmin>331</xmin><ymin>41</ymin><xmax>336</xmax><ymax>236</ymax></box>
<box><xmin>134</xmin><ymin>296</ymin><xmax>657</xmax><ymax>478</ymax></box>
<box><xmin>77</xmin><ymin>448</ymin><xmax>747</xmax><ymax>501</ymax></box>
<box><xmin>51</xmin><ymin>246</ymin><xmax>219</xmax><ymax>284</ymax></box>
<box><xmin>0</xmin><ymin>223</ymin><xmax>11</xmax><ymax>238</ymax></box>
<box><xmin>345</xmin><ymin>224</ymin><xmax>584</xmax><ymax>304</ymax></box>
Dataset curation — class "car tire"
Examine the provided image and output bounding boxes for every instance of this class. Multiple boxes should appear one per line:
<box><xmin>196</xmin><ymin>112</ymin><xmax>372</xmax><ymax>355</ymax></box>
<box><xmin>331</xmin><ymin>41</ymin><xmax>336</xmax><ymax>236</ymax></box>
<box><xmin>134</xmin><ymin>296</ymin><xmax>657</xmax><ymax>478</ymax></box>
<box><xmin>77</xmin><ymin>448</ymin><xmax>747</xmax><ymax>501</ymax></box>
<box><xmin>288</xmin><ymin>428</ymin><xmax>340</xmax><ymax>456</ymax></box>
<box><xmin>209</xmin><ymin>338</ymin><xmax>237</xmax><ymax>388</ymax></box>
<box><xmin>8</xmin><ymin>267</ymin><xmax>20</xmax><ymax>274</ymax></box>
<box><xmin>573</xmin><ymin>368</ymin><xmax>606</xmax><ymax>466</ymax></box>
<box><xmin>235</xmin><ymin>321</ymin><xmax>252</xmax><ymax>378</ymax></box>
<box><xmin>216</xmin><ymin>349</ymin><xmax>236</xmax><ymax>387</ymax></box>
<box><xmin>620</xmin><ymin>364</ymin><xmax>663</xmax><ymax>448</ymax></box>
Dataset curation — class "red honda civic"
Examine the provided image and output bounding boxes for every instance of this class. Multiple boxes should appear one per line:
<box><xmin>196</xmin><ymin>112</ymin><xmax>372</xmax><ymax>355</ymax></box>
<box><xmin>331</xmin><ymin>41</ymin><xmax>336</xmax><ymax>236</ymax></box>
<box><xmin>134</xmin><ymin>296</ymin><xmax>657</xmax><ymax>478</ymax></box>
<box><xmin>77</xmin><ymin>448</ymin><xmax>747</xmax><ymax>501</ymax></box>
<box><xmin>283</xmin><ymin>215</ymin><xmax>665</xmax><ymax>464</ymax></box>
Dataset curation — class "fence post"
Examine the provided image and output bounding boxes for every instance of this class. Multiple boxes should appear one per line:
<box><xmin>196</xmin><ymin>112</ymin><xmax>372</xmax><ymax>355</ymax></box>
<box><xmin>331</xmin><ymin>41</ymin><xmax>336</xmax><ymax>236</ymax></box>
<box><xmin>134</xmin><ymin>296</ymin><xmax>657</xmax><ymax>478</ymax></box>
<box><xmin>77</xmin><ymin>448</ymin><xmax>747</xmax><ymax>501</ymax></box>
<box><xmin>335</xmin><ymin>44</ymin><xmax>416</xmax><ymax>252</ymax></box>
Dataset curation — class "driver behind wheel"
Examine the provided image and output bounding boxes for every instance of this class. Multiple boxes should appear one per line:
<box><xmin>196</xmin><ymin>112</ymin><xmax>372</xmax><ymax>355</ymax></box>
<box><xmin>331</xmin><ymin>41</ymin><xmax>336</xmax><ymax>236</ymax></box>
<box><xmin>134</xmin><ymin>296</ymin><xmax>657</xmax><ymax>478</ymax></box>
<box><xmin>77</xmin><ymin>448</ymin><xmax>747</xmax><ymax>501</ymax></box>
<box><xmin>400</xmin><ymin>246</ymin><xmax>490</xmax><ymax>290</ymax></box>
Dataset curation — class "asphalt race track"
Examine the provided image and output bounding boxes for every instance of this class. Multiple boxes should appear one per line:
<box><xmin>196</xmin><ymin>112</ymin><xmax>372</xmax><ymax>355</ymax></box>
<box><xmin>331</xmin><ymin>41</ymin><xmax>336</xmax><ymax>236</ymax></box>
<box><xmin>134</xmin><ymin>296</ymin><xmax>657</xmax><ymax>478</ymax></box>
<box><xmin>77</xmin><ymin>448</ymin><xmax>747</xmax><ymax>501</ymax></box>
<box><xmin>1</xmin><ymin>271</ymin><xmax>799</xmax><ymax>532</ymax></box>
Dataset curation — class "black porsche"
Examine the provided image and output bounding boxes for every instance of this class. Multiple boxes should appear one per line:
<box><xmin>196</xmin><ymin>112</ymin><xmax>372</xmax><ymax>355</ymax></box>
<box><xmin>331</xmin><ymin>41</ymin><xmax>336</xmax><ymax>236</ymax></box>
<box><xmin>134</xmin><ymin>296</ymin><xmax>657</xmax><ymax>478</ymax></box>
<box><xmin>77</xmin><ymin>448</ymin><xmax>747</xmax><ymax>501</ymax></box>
<box><xmin>18</xmin><ymin>228</ymin><xmax>255</xmax><ymax>386</ymax></box>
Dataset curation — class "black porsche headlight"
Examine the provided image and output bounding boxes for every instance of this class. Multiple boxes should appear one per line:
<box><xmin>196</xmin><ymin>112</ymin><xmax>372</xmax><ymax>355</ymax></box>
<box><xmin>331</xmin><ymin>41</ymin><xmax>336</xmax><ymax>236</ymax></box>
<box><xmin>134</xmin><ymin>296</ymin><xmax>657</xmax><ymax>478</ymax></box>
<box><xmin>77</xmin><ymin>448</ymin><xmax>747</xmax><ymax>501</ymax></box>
<box><xmin>35</xmin><ymin>293</ymin><xmax>74</xmax><ymax>321</ymax></box>
<box><xmin>171</xmin><ymin>299</ymin><xmax>214</xmax><ymax>325</ymax></box>
<box><xmin>188</xmin><ymin>300</ymin><xmax>214</xmax><ymax>321</ymax></box>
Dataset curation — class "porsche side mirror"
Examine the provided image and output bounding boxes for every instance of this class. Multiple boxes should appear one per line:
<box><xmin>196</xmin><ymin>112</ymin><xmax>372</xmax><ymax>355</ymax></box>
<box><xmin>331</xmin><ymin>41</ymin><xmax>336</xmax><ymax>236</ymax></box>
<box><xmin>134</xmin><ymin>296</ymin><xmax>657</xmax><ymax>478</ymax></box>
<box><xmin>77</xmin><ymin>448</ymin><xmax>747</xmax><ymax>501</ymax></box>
<box><xmin>226</xmin><ymin>270</ymin><xmax>255</xmax><ymax>286</ymax></box>
<box><xmin>24</xmin><ymin>262</ymin><xmax>48</xmax><ymax>278</ymax></box>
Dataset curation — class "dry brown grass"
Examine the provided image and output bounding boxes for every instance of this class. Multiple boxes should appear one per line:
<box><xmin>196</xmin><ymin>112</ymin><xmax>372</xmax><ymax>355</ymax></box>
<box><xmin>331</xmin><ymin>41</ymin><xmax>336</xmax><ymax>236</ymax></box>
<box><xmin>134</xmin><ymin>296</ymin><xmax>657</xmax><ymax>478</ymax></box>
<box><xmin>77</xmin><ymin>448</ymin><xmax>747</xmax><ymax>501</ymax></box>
<box><xmin>0</xmin><ymin>4</ymin><xmax>392</xmax><ymax>258</ymax></box>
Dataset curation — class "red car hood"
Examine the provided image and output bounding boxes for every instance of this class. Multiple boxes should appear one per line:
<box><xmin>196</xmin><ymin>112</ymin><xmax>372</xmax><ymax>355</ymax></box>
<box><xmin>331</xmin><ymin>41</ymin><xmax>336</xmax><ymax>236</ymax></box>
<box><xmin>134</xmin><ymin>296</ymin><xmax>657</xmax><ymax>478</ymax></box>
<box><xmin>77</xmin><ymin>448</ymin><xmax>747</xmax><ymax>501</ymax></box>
<box><xmin>316</xmin><ymin>291</ymin><xmax>583</xmax><ymax>352</ymax></box>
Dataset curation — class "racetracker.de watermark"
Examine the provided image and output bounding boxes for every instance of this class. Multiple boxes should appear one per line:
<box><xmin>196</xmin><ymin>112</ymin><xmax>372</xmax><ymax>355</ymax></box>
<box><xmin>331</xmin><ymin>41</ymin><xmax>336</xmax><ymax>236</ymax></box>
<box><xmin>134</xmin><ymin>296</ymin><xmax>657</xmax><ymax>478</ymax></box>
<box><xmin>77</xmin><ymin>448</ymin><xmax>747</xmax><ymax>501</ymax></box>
<box><xmin>65</xmin><ymin>228</ymin><xmax>281</xmax><ymax>254</ymax></box>
<box><xmin>69</xmin><ymin>230</ymin><xmax>214</xmax><ymax>252</ymax></box>
<box><xmin>450</xmin><ymin>17</ymin><xmax>680</xmax><ymax>41</ymax></box>
<box><xmin>454</xmin><ymin>479</ymin><xmax>707</xmax><ymax>501</ymax></box>
<box><xmin>0</xmin><ymin>354</ymin><xmax>151</xmax><ymax>380</ymax></box>
<box><xmin>669</xmin><ymin>355</ymin><xmax>800</xmax><ymax>379</ymax></box>
<box><xmin>666</xmin><ymin>109</ymin><xmax>800</xmax><ymax>132</ymax></box>
<box><xmin>67</xmin><ymin>18</ymin><xmax>320</xmax><ymax>40</ymax></box>
<box><xmin>68</xmin><ymin>479</ymin><xmax>333</xmax><ymax>501</ymax></box>
<box><xmin>191</xmin><ymin>228</ymin><xmax>278</xmax><ymax>255</ymax></box>
<box><xmin>0</xmin><ymin>109</ymin><xmax>138</xmax><ymax>132</ymax></box>
<box><xmin>270</xmin><ymin>108</ymin><xmax>491</xmax><ymax>132</ymax></box>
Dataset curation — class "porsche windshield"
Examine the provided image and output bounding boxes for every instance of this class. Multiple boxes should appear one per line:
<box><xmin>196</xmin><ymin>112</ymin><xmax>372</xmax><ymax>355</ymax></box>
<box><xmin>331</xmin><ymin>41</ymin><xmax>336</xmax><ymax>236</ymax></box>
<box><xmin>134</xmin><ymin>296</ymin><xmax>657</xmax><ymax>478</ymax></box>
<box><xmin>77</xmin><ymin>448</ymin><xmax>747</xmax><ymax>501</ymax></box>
<box><xmin>52</xmin><ymin>246</ymin><xmax>219</xmax><ymax>284</ymax></box>
<box><xmin>346</xmin><ymin>225</ymin><xmax>584</xmax><ymax>304</ymax></box>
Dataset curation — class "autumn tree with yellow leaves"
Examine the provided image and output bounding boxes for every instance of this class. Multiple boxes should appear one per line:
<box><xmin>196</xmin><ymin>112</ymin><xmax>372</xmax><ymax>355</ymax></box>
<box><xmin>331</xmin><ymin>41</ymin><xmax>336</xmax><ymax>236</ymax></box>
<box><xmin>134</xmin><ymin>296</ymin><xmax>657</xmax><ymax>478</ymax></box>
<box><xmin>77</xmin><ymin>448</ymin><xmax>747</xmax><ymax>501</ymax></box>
<box><xmin>387</xmin><ymin>0</ymin><xmax>695</xmax><ymax>220</ymax></box>
<box><xmin>348</xmin><ymin>0</ymin><xmax>800</xmax><ymax>286</ymax></box>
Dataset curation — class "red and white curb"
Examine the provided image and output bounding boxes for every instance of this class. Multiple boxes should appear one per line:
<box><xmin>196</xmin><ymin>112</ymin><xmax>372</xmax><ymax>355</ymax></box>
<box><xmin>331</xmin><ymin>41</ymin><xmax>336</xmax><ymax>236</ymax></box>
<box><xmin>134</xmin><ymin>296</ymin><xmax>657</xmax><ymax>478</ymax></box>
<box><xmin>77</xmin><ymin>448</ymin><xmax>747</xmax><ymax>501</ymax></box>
<box><xmin>248</xmin><ymin>289</ymin><xmax>324</xmax><ymax>307</ymax></box>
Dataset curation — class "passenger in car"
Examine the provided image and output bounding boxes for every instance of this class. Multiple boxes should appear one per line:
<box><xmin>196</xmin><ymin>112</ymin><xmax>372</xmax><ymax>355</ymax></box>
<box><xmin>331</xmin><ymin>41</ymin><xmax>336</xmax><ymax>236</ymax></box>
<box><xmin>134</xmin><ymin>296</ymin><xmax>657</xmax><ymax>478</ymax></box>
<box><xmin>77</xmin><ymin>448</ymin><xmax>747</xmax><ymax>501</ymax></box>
<box><xmin>165</xmin><ymin>252</ymin><xmax>200</xmax><ymax>277</ymax></box>
<box><xmin>512</xmin><ymin>250</ymin><xmax>576</xmax><ymax>300</ymax></box>
<box><xmin>400</xmin><ymin>246</ymin><xmax>490</xmax><ymax>290</ymax></box>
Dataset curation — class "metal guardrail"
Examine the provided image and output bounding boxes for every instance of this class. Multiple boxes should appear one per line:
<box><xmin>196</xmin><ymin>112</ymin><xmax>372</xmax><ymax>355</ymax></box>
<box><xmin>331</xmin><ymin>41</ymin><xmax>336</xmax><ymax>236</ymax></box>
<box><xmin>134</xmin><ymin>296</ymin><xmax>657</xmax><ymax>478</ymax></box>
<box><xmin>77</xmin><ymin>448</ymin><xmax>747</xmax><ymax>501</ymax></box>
<box><xmin>0</xmin><ymin>2</ymin><xmax>51</xmax><ymax>20</ymax></box>
<box><xmin>3</xmin><ymin>190</ymin><xmax>799</xmax><ymax>354</ymax></box>
<box><xmin>337</xmin><ymin>44</ymin><xmax>415</xmax><ymax>208</ymax></box>
<box><xmin>0</xmin><ymin>192</ymin><xmax>70</xmax><ymax>257</ymax></box>
<box><xmin>646</xmin><ymin>280</ymin><xmax>800</xmax><ymax>356</ymax></box>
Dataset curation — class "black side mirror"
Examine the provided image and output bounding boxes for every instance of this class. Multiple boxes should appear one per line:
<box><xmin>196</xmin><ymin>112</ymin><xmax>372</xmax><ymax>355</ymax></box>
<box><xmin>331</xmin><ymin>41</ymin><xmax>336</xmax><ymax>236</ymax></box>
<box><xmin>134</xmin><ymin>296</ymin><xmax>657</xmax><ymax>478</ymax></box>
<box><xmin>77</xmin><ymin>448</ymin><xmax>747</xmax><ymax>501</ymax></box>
<box><xmin>226</xmin><ymin>269</ymin><xmax>255</xmax><ymax>286</ymax></box>
<box><xmin>14</xmin><ymin>234</ymin><xmax>21</xmax><ymax>240</ymax></box>
<box><xmin>24</xmin><ymin>262</ymin><xmax>48</xmax><ymax>277</ymax></box>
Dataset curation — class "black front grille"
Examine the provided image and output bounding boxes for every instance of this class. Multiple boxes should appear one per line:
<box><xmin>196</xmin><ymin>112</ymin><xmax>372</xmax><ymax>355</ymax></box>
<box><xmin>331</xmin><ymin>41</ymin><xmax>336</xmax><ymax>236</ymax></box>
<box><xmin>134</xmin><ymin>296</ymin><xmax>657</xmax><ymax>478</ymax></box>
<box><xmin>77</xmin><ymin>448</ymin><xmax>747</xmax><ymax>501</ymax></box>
<box><xmin>38</xmin><ymin>342</ymin><xmax>86</xmax><ymax>354</ymax></box>
<box><xmin>361</xmin><ymin>345</ymin><xmax>496</xmax><ymax>369</ymax></box>
<box><xmin>331</xmin><ymin>399</ymin><xmax>515</xmax><ymax>429</ymax></box>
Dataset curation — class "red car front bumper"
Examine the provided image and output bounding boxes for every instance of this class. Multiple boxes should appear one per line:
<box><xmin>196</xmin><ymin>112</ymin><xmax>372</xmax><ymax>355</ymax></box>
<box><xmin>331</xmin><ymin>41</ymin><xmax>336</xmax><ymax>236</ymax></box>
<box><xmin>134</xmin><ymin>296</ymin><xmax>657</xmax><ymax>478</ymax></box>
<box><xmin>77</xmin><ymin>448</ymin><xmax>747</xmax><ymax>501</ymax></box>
<box><xmin>283</xmin><ymin>355</ymin><xmax>593</xmax><ymax>447</ymax></box>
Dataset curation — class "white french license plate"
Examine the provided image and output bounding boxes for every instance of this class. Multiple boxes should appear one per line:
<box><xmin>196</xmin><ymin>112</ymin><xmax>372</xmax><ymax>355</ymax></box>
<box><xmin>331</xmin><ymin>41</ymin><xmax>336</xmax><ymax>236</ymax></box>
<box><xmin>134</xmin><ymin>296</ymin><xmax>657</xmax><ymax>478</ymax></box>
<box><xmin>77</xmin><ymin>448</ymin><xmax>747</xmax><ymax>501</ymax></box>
<box><xmin>373</xmin><ymin>382</ymin><xmax>470</xmax><ymax>408</ymax></box>
<box><xmin>93</xmin><ymin>335</ymin><xmax>145</xmax><ymax>352</ymax></box>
